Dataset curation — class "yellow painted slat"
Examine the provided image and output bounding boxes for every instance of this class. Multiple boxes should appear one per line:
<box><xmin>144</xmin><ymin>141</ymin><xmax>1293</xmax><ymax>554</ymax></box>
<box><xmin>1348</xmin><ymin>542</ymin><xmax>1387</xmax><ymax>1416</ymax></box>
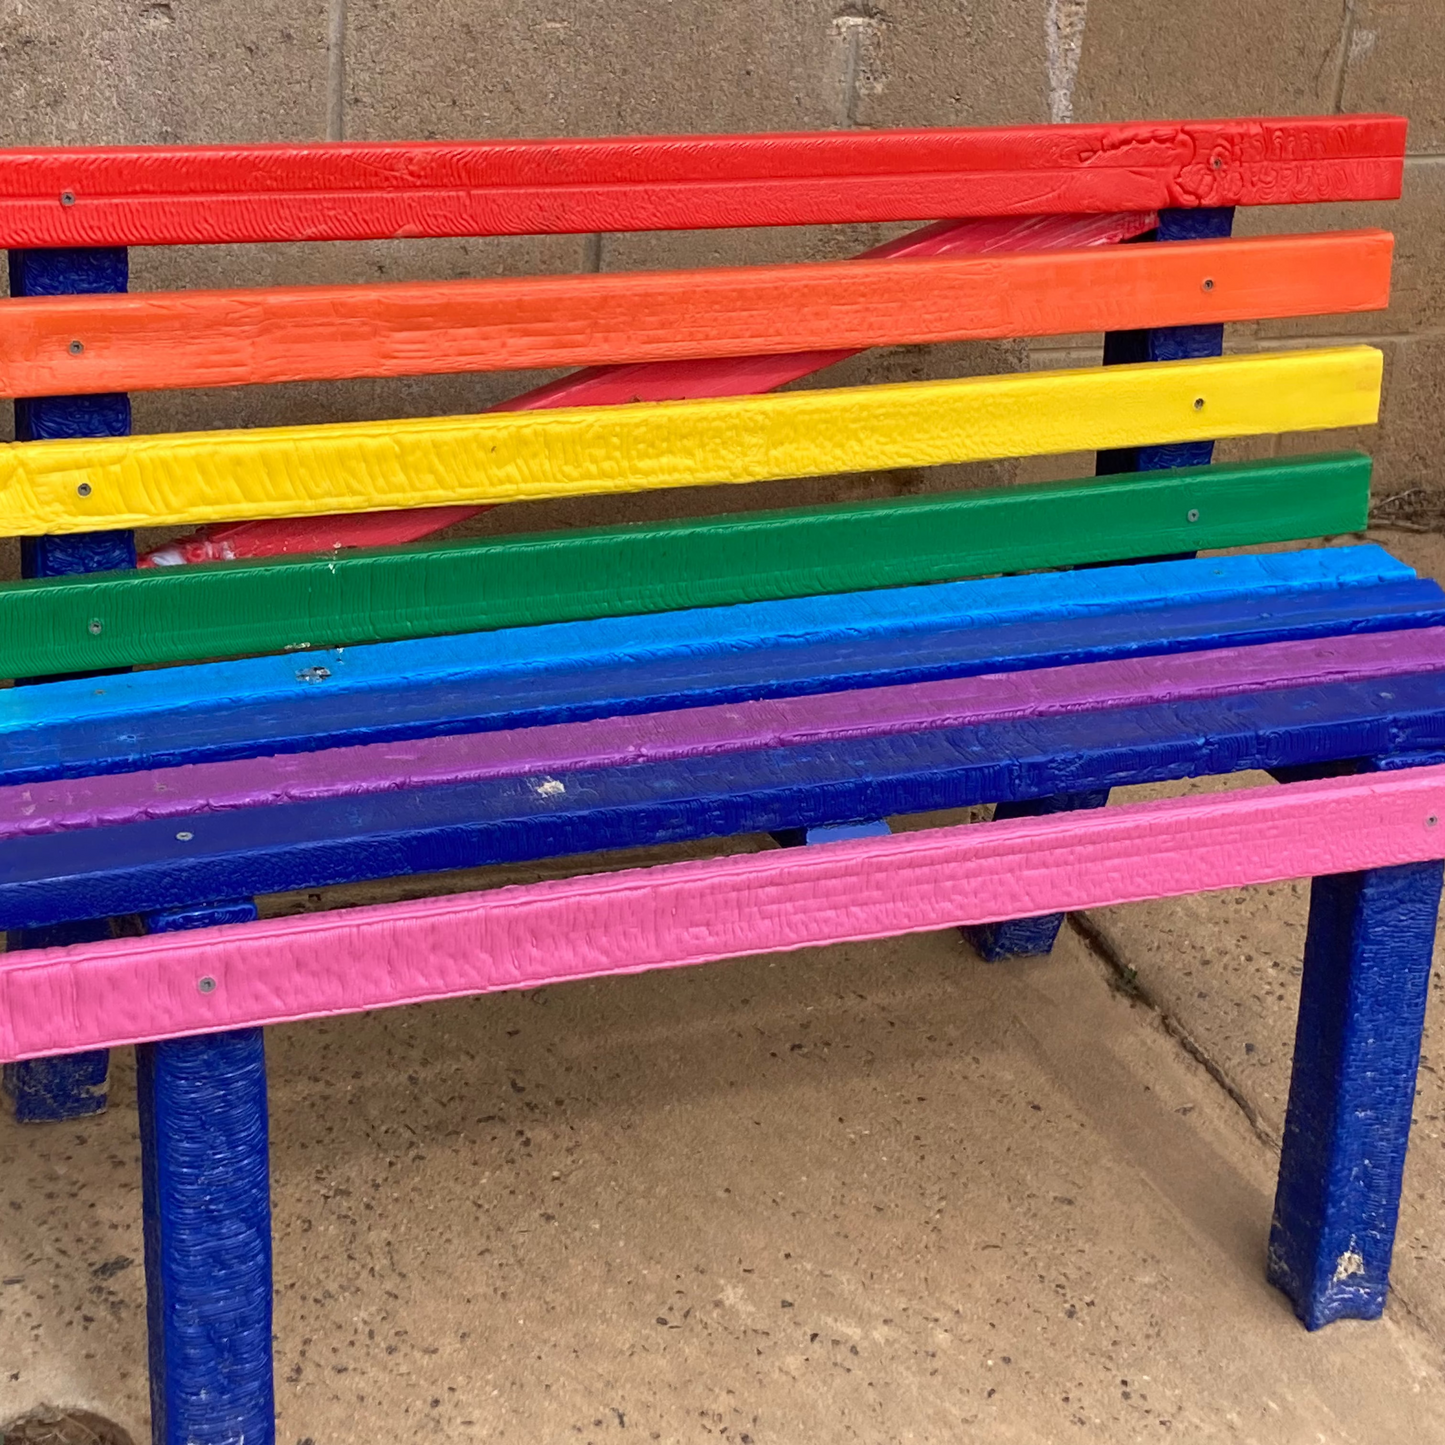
<box><xmin>0</xmin><ymin>347</ymin><xmax>1382</xmax><ymax>535</ymax></box>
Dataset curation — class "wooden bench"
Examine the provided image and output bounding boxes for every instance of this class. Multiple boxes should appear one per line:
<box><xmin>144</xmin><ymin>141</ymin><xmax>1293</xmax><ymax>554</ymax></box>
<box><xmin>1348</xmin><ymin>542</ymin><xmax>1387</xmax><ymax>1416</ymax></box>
<box><xmin>0</xmin><ymin>115</ymin><xmax>1431</xmax><ymax>1442</ymax></box>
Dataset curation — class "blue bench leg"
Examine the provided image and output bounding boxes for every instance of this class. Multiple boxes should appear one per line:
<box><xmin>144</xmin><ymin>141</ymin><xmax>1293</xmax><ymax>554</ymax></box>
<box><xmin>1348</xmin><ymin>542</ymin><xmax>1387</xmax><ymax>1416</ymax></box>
<box><xmin>1268</xmin><ymin>860</ymin><xmax>1444</xmax><ymax>1328</ymax></box>
<box><xmin>960</xmin><ymin>789</ymin><xmax>1113</xmax><ymax>960</ymax></box>
<box><xmin>138</xmin><ymin>901</ymin><xmax>275</xmax><ymax>1445</ymax></box>
<box><xmin>3</xmin><ymin>243</ymin><xmax>133</xmax><ymax>1123</ymax></box>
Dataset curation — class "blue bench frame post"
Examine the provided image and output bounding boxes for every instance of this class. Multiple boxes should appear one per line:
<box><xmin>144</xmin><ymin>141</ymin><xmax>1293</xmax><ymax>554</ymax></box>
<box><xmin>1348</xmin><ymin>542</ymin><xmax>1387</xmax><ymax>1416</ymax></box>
<box><xmin>138</xmin><ymin>901</ymin><xmax>275</xmax><ymax>1445</ymax></box>
<box><xmin>1</xmin><ymin>245</ymin><xmax>134</xmax><ymax>1123</ymax></box>
<box><xmin>1268</xmin><ymin>751</ymin><xmax>1445</xmax><ymax>1328</ymax></box>
<box><xmin>964</xmin><ymin>206</ymin><xmax>1236</xmax><ymax>962</ymax></box>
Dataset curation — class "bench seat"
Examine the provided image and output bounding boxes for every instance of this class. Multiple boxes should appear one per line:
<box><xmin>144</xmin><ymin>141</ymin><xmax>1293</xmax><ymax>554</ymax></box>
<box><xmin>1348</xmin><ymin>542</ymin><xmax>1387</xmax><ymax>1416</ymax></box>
<box><xmin>4</xmin><ymin>551</ymin><xmax>1445</xmax><ymax>934</ymax></box>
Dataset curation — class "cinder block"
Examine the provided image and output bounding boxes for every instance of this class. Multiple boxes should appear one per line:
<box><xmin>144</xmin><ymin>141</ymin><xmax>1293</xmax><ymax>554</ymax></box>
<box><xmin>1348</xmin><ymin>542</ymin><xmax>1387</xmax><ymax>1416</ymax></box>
<box><xmin>840</xmin><ymin>0</ymin><xmax>1047</xmax><ymax>129</ymax></box>
<box><xmin>1072</xmin><ymin>0</ymin><xmax>1345</xmax><ymax>119</ymax></box>
<box><xmin>1341</xmin><ymin>1</ymin><xmax>1445</xmax><ymax>153</ymax></box>
<box><xmin>0</xmin><ymin>0</ymin><xmax>328</xmax><ymax>144</ymax></box>
<box><xmin>344</xmin><ymin>0</ymin><xmax>841</xmax><ymax>141</ymax></box>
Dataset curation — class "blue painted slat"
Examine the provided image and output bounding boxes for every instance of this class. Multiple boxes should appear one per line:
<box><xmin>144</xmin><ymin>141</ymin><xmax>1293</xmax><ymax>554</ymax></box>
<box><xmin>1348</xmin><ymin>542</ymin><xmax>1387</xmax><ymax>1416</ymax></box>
<box><xmin>4</xmin><ymin>669</ymin><xmax>1445</xmax><ymax>931</ymax></box>
<box><xmin>973</xmin><ymin>206</ymin><xmax>1237</xmax><ymax>962</ymax></box>
<box><xmin>137</xmin><ymin>898</ymin><xmax>274</xmax><ymax>1445</ymax></box>
<box><xmin>0</xmin><ymin>546</ymin><xmax>1415</xmax><ymax>733</ymax></box>
<box><xmin>1268</xmin><ymin>857</ymin><xmax>1445</xmax><ymax>1328</ymax></box>
<box><xmin>5</xmin><ymin>245</ymin><xmax>133</xmax><ymax>1121</ymax></box>
<box><xmin>1</xmin><ymin>579</ymin><xmax>1441</xmax><ymax>791</ymax></box>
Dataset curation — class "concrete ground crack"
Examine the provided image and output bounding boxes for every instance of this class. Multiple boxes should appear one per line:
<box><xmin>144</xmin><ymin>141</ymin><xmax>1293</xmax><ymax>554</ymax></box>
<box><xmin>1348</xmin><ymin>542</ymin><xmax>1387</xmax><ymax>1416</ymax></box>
<box><xmin>1067</xmin><ymin>913</ymin><xmax>1444</xmax><ymax>1340</ymax></box>
<box><xmin>1066</xmin><ymin>911</ymin><xmax>1279</xmax><ymax>1150</ymax></box>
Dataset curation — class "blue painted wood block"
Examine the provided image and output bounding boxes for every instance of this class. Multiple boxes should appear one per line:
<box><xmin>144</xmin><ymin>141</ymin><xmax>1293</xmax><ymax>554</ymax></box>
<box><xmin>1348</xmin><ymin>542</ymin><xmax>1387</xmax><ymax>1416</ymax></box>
<box><xmin>5</xmin><ymin>245</ymin><xmax>133</xmax><ymax>1121</ymax></box>
<box><xmin>981</xmin><ymin>207</ymin><xmax>1236</xmax><ymax>961</ymax></box>
<box><xmin>1268</xmin><ymin>857</ymin><xmax>1444</xmax><ymax>1328</ymax></box>
<box><xmin>138</xmin><ymin>900</ymin><xmax>275</xmax><ymax>1445</ymax></box>
<box><xmin>772</xmin><ymin>820</ymin><xmax>894</xmax><ymax>847</ymax></box>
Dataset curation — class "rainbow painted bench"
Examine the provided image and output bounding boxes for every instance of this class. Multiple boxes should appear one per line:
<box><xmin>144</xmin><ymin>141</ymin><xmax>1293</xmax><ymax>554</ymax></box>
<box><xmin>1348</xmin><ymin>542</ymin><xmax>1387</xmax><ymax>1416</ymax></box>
<box><xmin>0</xmin><ymin>116</ymin><xmax>1434</xmax><ymax>1440</ymax></box>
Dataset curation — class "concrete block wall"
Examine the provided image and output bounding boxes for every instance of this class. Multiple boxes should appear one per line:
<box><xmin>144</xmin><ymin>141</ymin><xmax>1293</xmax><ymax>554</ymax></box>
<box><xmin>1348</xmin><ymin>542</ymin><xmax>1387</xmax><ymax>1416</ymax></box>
<box><xmin>0</xmin><ymin>0</ymin><xmax>1440</xmax><ymax>547</ymax></box>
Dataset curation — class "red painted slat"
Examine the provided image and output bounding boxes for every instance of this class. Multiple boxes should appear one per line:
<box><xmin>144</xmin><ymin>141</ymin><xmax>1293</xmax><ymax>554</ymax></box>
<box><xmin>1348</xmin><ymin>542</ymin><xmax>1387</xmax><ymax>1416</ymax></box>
<box><xmin>0</xmin><ymin>116</ymin><xmax>1406</xmax><ymax>248</ymax></box>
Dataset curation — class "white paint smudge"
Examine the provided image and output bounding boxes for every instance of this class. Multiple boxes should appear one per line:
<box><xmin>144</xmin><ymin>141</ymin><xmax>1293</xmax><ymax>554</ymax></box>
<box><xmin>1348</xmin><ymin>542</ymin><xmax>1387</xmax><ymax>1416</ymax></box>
<box><xmin>1348</xmin><ymin>27</ymin><xmax>1377</xmax><ymax>65</ymax></box>
<box><xmin>1332</xmin><ymin>1244</ymin><xmax>1366</xmax><ymax>1282</ymax></box>
<box><xmin>1046</xmin><ymin>0</ymin><xmax>1089</xmax><ymax>124</ymax></box>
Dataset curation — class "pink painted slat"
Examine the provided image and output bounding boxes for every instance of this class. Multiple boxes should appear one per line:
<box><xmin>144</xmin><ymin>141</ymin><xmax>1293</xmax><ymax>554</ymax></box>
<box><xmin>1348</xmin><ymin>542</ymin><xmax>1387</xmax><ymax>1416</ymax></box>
<box><xmin>139</xmin><ymin>211</ymin><xmax>1154</xmax><ymax>566</ymax></box>
<box><xmin>5</xmin><ymin>627</ymin><xmax>1444</xmax><ymax>841</ymax></box>
<box><xmin>3</xmin><ymin>764</ymin><xmax>1445</xmax><ymax>1061</ymax></box>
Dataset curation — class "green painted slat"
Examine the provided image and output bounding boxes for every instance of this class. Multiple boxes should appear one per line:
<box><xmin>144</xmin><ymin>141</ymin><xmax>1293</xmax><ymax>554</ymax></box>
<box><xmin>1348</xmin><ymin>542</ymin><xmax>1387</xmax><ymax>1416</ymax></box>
<box><xmin>0</xmin><ymin>451</ymin><xmax>1371</xmax><ymax>680</ymax></box>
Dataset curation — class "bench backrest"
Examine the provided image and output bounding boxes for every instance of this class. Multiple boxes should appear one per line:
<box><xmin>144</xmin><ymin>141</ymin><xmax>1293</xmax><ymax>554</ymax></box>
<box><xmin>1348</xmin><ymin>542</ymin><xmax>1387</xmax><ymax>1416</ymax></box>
<box><xmin>0</xmin><ymin>114</ymin><xmax>1406</xmax><ymax>689</ymax></box>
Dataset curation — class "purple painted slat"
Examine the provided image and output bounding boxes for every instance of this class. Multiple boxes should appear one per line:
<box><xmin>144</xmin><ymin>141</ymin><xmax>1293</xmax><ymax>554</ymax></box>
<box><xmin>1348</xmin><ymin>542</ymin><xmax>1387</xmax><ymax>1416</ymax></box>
<box><xmin>5</xmin><ymin>626</ymin><xmax>1445</xmax><ymax>842</ymax></box>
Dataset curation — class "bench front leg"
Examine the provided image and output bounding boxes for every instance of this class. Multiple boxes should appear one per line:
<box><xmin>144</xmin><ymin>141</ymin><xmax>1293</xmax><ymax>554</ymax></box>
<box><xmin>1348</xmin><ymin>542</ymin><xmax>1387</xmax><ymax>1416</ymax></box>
<box><xmin>138</xmin><ymin>902</ymin><xmax>275</xmax><ymax>1445</ymax></box>
<box><xmin>1268</xmin><ymin>859</ymin><xmax>1444</xmax><ymax>1328</ymax></box>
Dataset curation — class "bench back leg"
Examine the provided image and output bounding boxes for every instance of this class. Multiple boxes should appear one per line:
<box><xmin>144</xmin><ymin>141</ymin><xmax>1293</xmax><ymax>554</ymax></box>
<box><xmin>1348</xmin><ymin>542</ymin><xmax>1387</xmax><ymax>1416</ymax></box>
<box><xmin>1268</xmin><ymin>859</ymin><xmax>1444</xmax><ymax>1328</ymax></box>
<box><xmin>965</xmin><ymin>205</ymin><xmax>1236</xmax><ymax>962</ymax></box>
<box><xmin>138</xmin><ymin>902</ymin><xmax>275</xmax><ymax>1445</ymax></box>
<box><xmin>3</xmin><ymin>243</ymin><xmax>134</xmax><ymax>1123</ymax></box>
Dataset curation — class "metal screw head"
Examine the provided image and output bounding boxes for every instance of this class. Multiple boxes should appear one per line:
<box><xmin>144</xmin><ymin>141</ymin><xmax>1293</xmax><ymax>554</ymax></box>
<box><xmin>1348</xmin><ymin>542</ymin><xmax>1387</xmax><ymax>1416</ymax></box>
<box><xmin>1429</xmin><ymin>816</ymin><xmax>1439</xmax><ymax>829</ymax></box>
<box><xmin>59</xmin><ymin>190</ymin><xmax>76</xmax><ymax>206</ymax></box>
<box><xmin>1193</xmin><ymin>397</ymin><xmax>1206</xmax><ymax>411</ymax></box>
<box><xmin>76</xmin><ymin>482</ymin><xmax>92</xmax><ymax>497</ymax></box>
<box><xmin>68</xmin><ymin>339</ymin><xmax>84</xmax><ymax>355</ymax></box>
<box><xmin>197</xmin><ymin>975</ymin><xmax>217</xmax><ymax>994</ymax></box>
<box><xmin>1187</xmin><ymin>508</ymin><xmax>1200</xmax><ymax>523</ymax></box>
<box><xmin>175</xmin><ymin>830</ymin><xmax>194</xmax><ymax>841</ymax></box>
<box><xmin>87</xmin><ymin>618</ymin><xmax>102</xmax><ymax>636</ymax></box>
<box><xmin>1202</xmin><ymin>278</ymin><xmax>1215</xmax><ymax>292</ymax></box>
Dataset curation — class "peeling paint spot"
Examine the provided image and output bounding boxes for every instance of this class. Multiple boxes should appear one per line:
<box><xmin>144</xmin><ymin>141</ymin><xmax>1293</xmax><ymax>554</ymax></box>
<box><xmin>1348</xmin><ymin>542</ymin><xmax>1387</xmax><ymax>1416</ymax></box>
<box><xmin>1046</xmin><ymin>0</ymin><xmax>1089</xmax><ymax>124</ymax></box>
<box><xmin>535</xmin><ymin>778</ymin><xmax>566</xmax><ymax>797</ymax></box>
<box><xmin>1333</xmin><ymin>1244</ymin><xmax>1366</xmax><ymax>1282</ymax></box>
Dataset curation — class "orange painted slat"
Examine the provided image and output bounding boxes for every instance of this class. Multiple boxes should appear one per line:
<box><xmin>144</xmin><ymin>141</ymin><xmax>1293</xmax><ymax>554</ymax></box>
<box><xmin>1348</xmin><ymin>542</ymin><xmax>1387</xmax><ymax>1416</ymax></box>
<box><xmin>0</xmin><ymin>231</ymin><xmax>1393</xmax><ymax>398</ymax></box>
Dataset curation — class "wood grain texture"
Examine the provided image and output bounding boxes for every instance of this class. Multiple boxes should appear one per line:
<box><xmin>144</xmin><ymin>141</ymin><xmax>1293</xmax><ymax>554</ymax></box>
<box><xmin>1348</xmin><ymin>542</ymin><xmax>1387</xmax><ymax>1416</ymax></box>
<box><xmin>4</xmin><ymin>625</ymin><xmax>1442</xmax><ymax>843</ymax></box>
<box><xmin>3</xmin><ymin>762</ymin><xmax>1443</xmax><ymax>1060</ymax></box>
<box><xmin>0</xmin><ymin>453</ymin><xmax>1372</xmax><ymax>678</ymax></box>
<box><xmin>0</xmin><ymin>117</ymin><xmax>1406</xmax><ymax>248</ymax></box>
<box><xmin>2</xmin><ymin>348</ymin><xmax>1384</xmax><ymax>534</ymax></box>
<box><xmin>0</xmin><ymin>232</ymin><xmax>1392</xmax><ymax>398</ymax></box>
<box><xmin>143</xmin><ymin>212</ymin><xmax>1158</xmax><ymax>565</ymax></box>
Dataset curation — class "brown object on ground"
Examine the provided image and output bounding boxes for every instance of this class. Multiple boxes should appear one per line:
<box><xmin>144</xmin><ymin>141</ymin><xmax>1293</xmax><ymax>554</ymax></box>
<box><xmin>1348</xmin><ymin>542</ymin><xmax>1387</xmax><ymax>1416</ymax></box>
<box><xmin>0</xmin><ymin>1409</ymin><xmax>135</xmax><ymax>1445</ymax></box>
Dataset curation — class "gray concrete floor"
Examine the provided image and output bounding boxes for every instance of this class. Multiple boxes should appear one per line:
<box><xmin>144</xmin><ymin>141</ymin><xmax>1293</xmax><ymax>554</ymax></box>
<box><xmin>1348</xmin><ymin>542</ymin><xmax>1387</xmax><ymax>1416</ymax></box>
<box><xmin>6</xmin><ymin>528</ymin><xmax>1445</xmax><ymax>1443</ymax></box>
